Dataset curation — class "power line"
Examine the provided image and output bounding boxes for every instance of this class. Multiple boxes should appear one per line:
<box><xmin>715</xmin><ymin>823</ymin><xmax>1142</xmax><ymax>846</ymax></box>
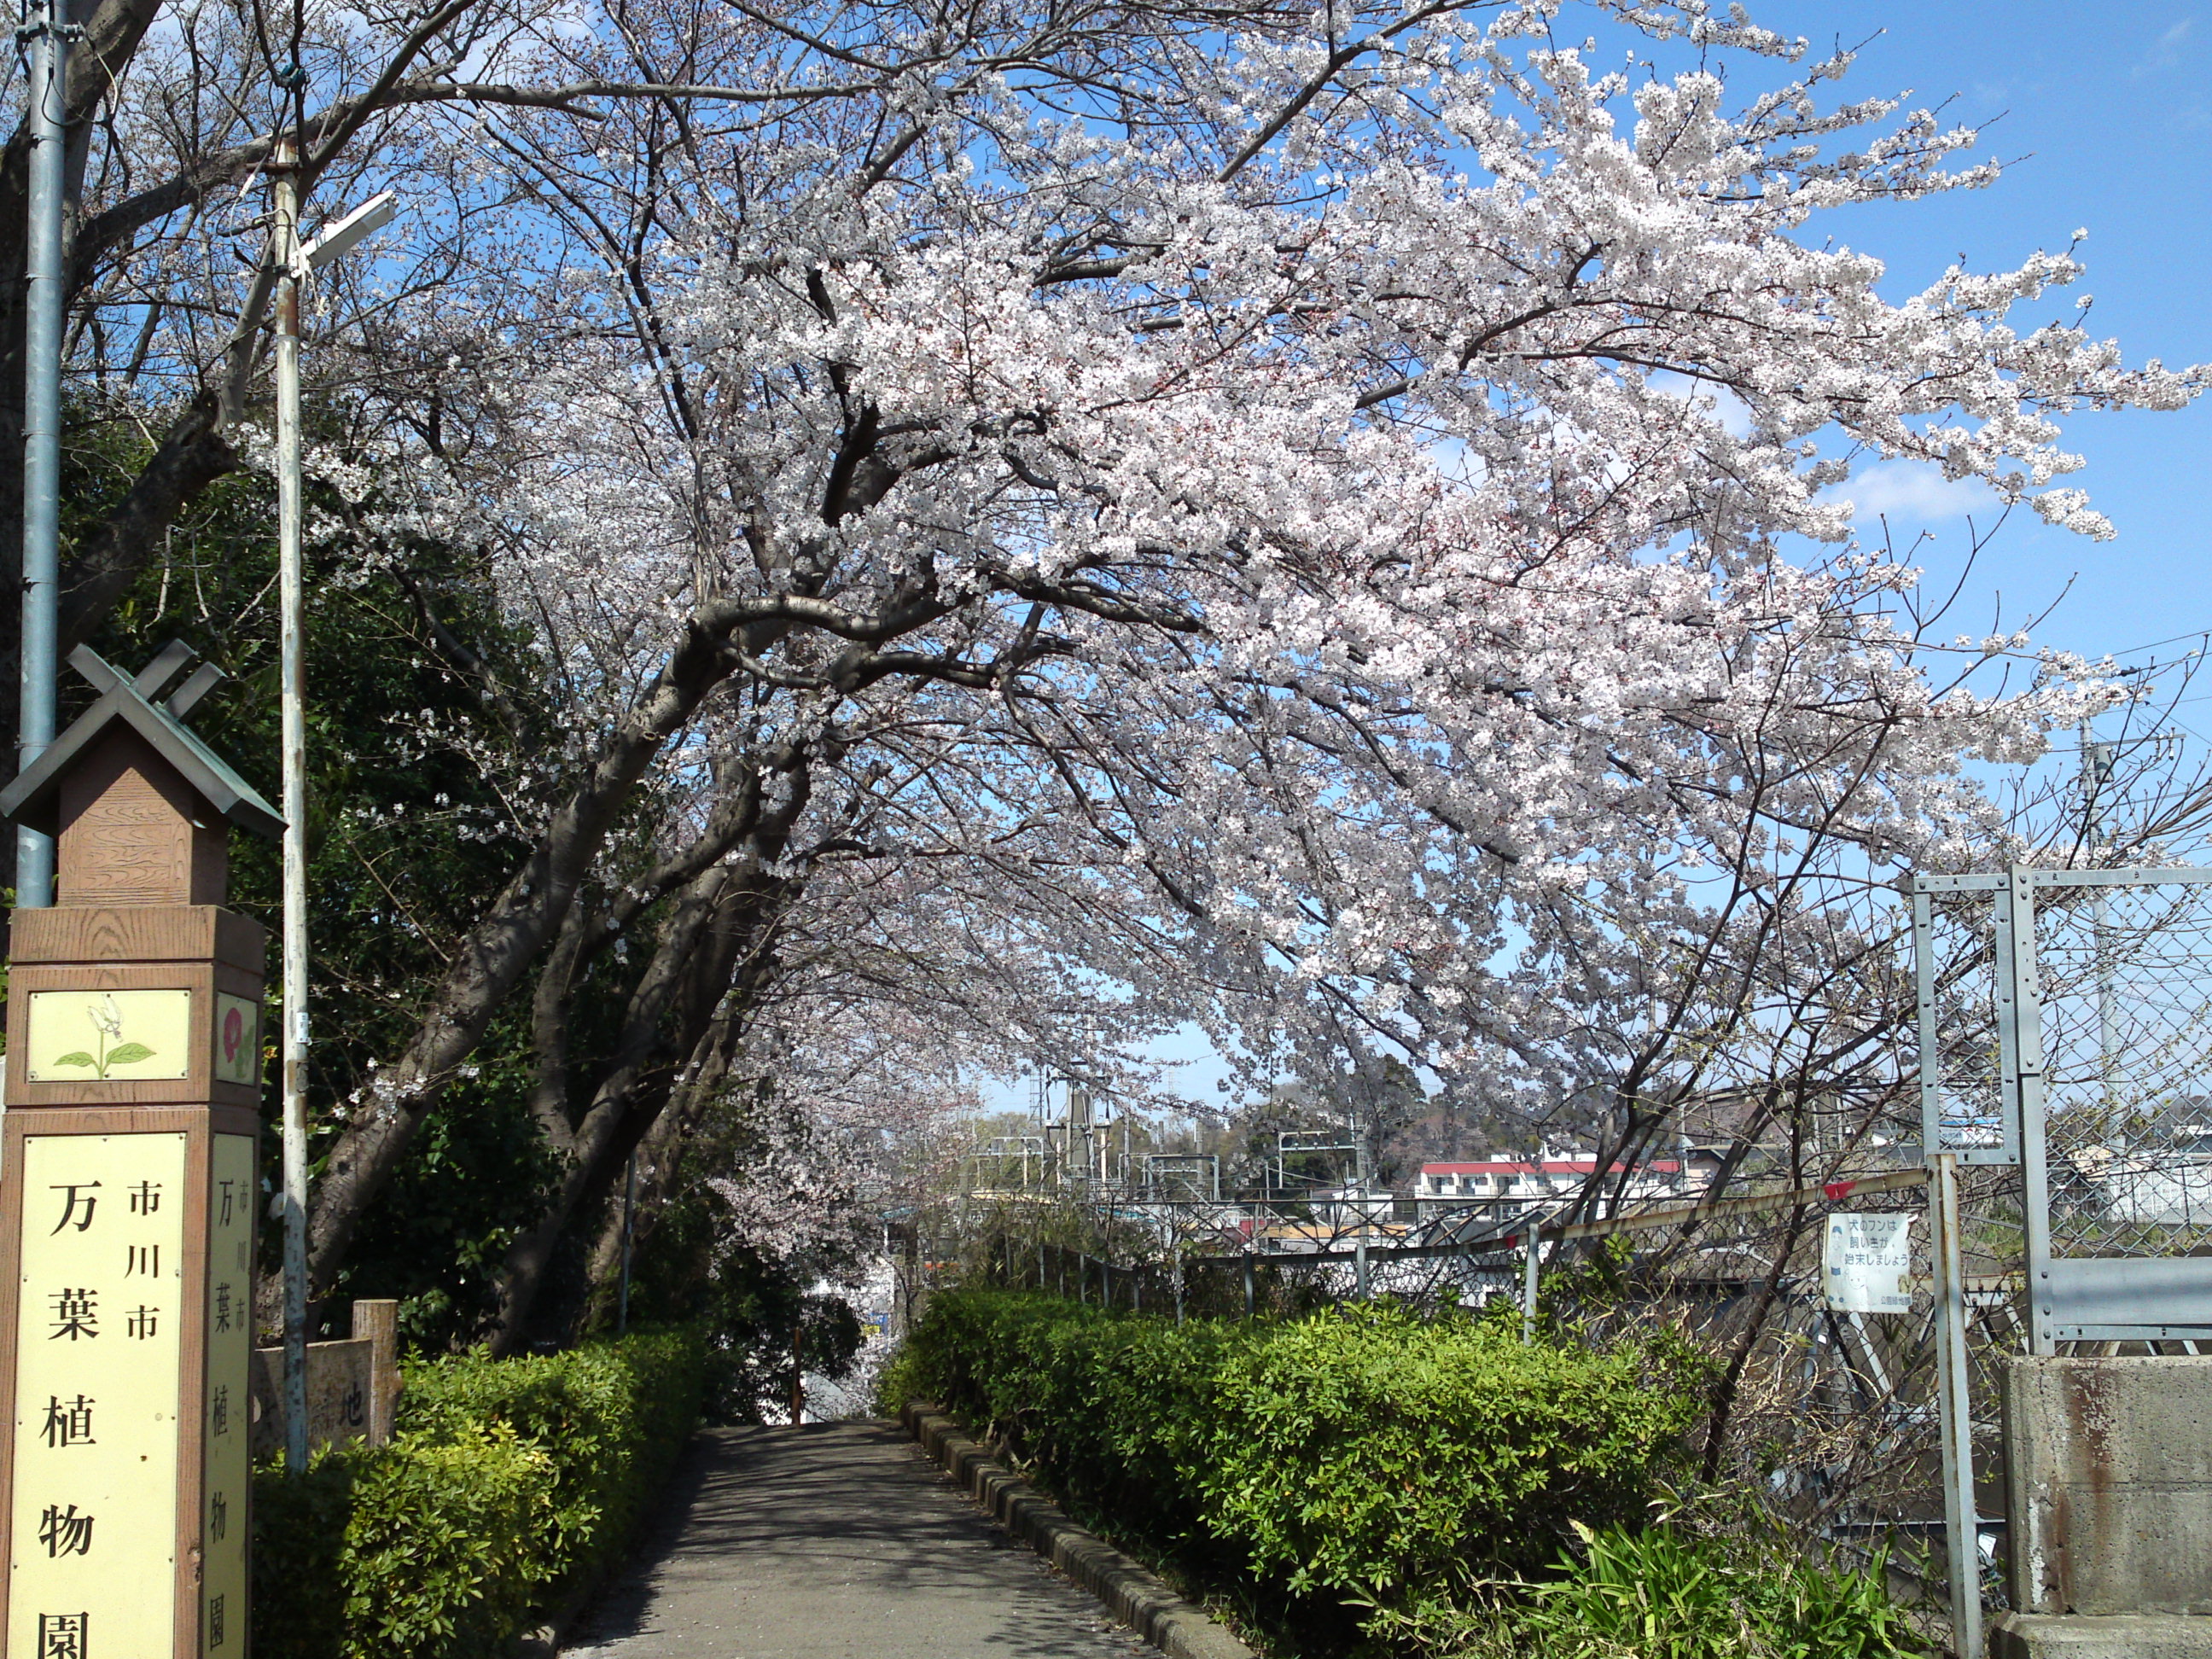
<box><xmin>2106</xmin><ymin>626</ymin><xmax>2212</xmax><ymax>660</ymax></box>
<box><xmin>2155</xmin><ymin>713</ymin><xmax>2212</xmax><ymax>751</ymax></box>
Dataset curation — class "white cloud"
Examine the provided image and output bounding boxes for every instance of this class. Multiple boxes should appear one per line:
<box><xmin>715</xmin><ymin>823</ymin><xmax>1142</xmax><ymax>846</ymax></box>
<box><xmin>2136</xmin><ymin>16</ymin><xmax>2194</xmax><ymax>75</ymax></box>
<box><xmin>1835</xmin><ymin>460</ymin><xmax>1999</xmax><ymax>525</ymax></box>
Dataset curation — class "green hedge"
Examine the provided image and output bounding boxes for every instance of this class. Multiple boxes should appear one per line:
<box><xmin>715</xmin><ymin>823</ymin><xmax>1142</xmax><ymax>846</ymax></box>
<box><xmin>253</xmin><ymin>1325</ymin><xmax>705</xmax><ymax>1659</ymax></box>
<box><xmin>895</xmin><ymin>1289</ymin><xmax>1706</xmax><ymax>1638</ymax></box>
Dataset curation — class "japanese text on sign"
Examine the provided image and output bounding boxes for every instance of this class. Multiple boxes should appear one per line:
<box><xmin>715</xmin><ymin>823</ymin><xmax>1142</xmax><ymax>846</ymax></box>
<box><xmin>1825</xmin><ymin>1212</ymin><xmax>1916</xmax><ymax>1314</ymax></box>
<box><xmin>9</xmin><ymin>1133</ymin><xmax>186</xmax><ymax>1659</ymax></box>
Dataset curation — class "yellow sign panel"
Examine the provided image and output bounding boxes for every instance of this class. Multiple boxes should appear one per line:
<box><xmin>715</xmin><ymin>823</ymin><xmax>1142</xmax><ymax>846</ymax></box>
<box><xmin>210</xmin><ymin>997</ymin><xmax>259</xmax><ymax>1089</ymax></box>
<box><xmin>9</xmin><ymin>1132</ymin><xmax>186</xmax><ymax>1659</ymax></box>
<box><xmin>24</xmin><ymin>991</ymin><xmax>192</xmax><ymax>1083</ymax></box>
<box><xmin>201</xmin><ymin>1136</ymin><xmax>253</xmax><ymax>1654</ymax></box>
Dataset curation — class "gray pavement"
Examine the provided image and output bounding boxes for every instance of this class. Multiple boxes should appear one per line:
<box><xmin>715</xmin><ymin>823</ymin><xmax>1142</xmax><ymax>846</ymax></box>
<box><xmin>563</xmin><ymin>1421</ymin><xmax>1152</xmax><ymax>1659</ymax></box>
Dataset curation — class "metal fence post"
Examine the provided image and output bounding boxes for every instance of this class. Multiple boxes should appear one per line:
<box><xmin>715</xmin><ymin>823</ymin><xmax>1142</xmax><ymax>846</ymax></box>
<box><xmin>1522</xmin><ymin>1230</ymin><xmax>1540</xmax><ymax>1342</ymax></box>
<box><xmin>2002</xmin><ymin>864</ymin><xmax>2056</xmax><ymax>1354</ymax></box>
<box><xmin>1910</xmin><ymin>879</ymin><xmax>1943</xmax><ymax>1155</ymax></box>
<box><xmin>1931</xmin><ymin>1152</ymin><xmax>1983</xmax><ymax>1659</ymax></box>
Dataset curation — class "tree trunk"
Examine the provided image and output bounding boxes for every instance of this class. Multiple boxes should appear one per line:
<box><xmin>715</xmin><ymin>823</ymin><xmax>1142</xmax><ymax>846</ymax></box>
<box><xmin>487</xmin><ymin>853</ymin><xmax>797</xmax><ymax>1353</ymax></box>
<box><xmin>301</xmin><ymin>612</ymin><xmax>771</xmax><ymax>1304</ymax></box>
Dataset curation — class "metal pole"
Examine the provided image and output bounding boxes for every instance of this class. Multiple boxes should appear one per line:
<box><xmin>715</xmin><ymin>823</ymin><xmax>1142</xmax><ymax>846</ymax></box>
<box><xmin>2079</xmin><ymin>731</ymin><xmax>2120</xmax><ymax>1132</ymax></box>
<box><xmin>1522</xmin><ymin>1228</ymin><xmax>1540</xmax><ymax>1342</ymax></box>
<box><xmin>2005</xmin><ymin>865</ymin><xmax>2057</xmax><ymax>1354</ymax></box>
<box><xmin>617</xmin><ymin>1148</ymin><xmax>637</xmax><ymax>1334</ymax></box>
<box><xmin>14</xmin><ymin>0</ymin><xmax>69</xmax><ymax>908</ymax></box>
<box><xmin>272</xmin><ymin>140</ymin><xmax>311</xmax><ymax>1475</ymax></box>
<box><xmin>1910</xmin><ymin>881</ymin><xmax>1946</xmax><ymax>1156</ymax></box>
<box><xmin>1243</xmin><ymin>1252</ymin><xmax>1254</xmax><ymax>1318</ymax></box>
<box><xmin>1931</xmin><ymin>1153</ymin><xmax>1983</xmax><ymax>1659</ymax></box>
<box><xmin>1354</xmin><ymin>1225</ymin><xmax>1370</xmax><ymax>1300</ymax></box>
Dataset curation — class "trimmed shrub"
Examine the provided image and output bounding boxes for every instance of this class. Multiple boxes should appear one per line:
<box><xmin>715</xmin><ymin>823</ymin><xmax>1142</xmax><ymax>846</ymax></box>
<box><xmin>401</xmin><ymin>1325</ymin><xmax>707</xmax><ymax>1604</ymax></box>
<box><xmin>901</xmin><ymin>1291</ymin><xmax>1927</xmax><ymax>1656</ymax></box>
<box><xmin>901</xmin><ymin>1286</ymin><xmax>1247</xmax><ymax>1535</ymax></box>
<box><xmin>899</xmin><ymin>1290</ymin><xmax>1704</xmax><ymax>1635</ymax></box>
<box><xmin>1201</xmin><ymin>1304</ymin><xmax>1705</xmax><ymax>1595</ymax></box>
<box><xmin>338</xmin><ymin>1427</ymin><xmax>558</xmax><ymax>1657</ymax></box>
<box><xmin>252</xmin><ymin>1325</ymin><xmax>706</xmax><ymax>1659</ymax></box>
<box><xmin>251</xmin><ymin>1446</ymin><xmax>362</xmax><ymax>1659</ymax></box>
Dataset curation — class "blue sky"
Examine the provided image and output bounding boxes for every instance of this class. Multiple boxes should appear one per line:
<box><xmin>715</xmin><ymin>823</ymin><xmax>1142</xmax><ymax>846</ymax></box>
<box><xmin>1755</xmin><ymin>3</ymin><xmax>2212</xmax><ymax>678</ymax></box>
<box><xmin>999</xmin><ymin>3</ymin><xmax>2212</xmax><ymax>1119</ymax></box>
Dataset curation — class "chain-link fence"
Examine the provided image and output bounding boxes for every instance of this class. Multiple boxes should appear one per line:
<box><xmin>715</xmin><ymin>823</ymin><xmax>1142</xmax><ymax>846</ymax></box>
<box><xmin>2034</xmin><ymin>879</ymin><xmax>2212</xmax><ymax>1260</ymax></box>
<box><xmin>1906</xmin><ymin>866</ymin><xmax>2212</xmax><ymax>1655</ymax></box>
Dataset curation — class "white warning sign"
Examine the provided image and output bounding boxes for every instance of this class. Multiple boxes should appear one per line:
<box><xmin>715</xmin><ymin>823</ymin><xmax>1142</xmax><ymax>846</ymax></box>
<box><xmin>1825</xmin><ymin>1213</ymin><xmax>1915</xmax><ymax>1313</ymax></box>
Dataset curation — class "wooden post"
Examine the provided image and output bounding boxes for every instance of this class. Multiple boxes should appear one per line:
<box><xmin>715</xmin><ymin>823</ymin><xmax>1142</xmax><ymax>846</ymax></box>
<box><xmin>350</xmin><ymin>1300</ymin><xmax>401</xmax><ymax>1447</ymax></box>
<box><xmin>0</xmin><ymin>643</ymin><xmax>282</xmax><ymax>1659</ymax></box>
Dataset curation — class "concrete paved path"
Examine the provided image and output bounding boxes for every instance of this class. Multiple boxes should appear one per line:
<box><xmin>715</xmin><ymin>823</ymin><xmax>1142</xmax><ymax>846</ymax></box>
<box><xmin>563</xmin><ymin>1421</ymin><xmax>1152</xmax><ymax>1659</ymax></box>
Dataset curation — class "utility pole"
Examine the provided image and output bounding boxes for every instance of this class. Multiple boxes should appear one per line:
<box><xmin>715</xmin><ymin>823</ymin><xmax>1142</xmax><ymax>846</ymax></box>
<box><xmin>271</xmin><ymin>135</ymin><xmax>312</xmax><ymax>1476</ymax></box>
<box><xmin>267</xmin><ymin>148</ymin><xmax>395</xmax><ymax>1470</ymax></box>
<box><xmin>15</xmin><ymin>0</ymin><xmax>73</xmax><ymax>908</ymax></box>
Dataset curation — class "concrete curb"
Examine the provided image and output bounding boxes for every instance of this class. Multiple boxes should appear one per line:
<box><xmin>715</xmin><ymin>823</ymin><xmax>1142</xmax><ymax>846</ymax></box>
<box><xmin>899</xmin><ymin>1402</ymin><xmax>1256</xmax><ymax>1659</ymax></box>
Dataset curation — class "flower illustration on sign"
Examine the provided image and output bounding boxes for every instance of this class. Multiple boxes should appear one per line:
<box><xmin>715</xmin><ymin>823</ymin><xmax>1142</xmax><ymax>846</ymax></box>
<box><xmin>52</xmin><ymin>995</ymin><xmax>157</xmax><ymax>1079</ymax></box>
<box><xmin>221</xmin><ymin>1004</ymin><xmax>244</xmax><ymax>1068</ymax></box>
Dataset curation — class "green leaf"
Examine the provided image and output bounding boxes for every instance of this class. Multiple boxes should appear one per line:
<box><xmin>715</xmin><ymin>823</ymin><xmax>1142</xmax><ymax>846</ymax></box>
<box><xmin>49</xmin><ymin>1051</ymin><xmax>96</xmax><ymax>1068</ymax></box>
<box><xmin>102</xmin><ymin>1042</ymin><xmax>155</xmax><ymax>1066</ymax></box>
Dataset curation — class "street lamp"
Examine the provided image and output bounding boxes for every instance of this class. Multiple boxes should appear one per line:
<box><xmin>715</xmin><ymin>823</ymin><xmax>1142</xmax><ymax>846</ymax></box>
<box><xmin>15</xmin><ymin>0</ymin><xmax>77</xmax><ymax>909</ymax></box>
<box><xmin>268</xmin><ymin>148</ymin><xmax>396</xmax><ymax>1471</ymax></box>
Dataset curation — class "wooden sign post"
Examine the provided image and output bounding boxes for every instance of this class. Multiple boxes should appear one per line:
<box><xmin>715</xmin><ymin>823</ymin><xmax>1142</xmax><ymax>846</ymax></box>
<box><xmin>0</xmin><ymin>643</ymin><xmax>282</xmax><ymax>1659</ymax></box>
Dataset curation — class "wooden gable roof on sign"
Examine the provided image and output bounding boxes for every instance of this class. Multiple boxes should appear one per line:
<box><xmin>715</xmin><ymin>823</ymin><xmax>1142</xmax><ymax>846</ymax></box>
<box><xmin>0</xmin><ymin>643</ymin><xmax>282</xmax><ymax>842</ymax></box>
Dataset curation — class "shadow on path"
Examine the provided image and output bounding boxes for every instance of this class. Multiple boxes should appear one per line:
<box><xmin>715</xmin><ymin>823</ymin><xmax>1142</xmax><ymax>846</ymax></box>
<box><xmin>563</xmin><ymin>1420</ymin><xmax>1150</xmax><ymax>1658</ymax></box>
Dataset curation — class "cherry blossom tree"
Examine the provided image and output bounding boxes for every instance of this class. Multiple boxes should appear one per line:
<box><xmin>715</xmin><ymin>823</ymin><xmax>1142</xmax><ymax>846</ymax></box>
<box><xmin>36</xmin><ymin>0</ymin><xmax>2200</xmax><ymax>1344</ymax></box>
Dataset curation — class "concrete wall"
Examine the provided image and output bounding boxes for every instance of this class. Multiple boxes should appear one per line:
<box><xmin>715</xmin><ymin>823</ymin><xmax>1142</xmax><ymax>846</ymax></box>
<box><xmin>2005</xmin><ymin>1354</ymin><xmax>2212</xmax><ymax>1616</ymax></box>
